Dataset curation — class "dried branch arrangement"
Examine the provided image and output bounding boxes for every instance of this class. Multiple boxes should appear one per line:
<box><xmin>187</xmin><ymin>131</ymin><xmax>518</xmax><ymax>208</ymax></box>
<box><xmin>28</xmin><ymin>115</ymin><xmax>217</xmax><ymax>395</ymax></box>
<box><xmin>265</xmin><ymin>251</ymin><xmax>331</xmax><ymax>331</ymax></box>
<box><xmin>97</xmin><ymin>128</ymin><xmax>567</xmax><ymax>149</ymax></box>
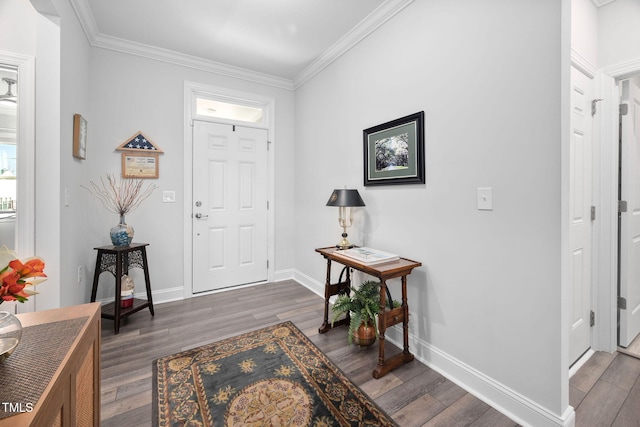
<box><xmin>83</xmin><ymin>174</ymin><xmax>156</xmax><ymax>216</ymax></box>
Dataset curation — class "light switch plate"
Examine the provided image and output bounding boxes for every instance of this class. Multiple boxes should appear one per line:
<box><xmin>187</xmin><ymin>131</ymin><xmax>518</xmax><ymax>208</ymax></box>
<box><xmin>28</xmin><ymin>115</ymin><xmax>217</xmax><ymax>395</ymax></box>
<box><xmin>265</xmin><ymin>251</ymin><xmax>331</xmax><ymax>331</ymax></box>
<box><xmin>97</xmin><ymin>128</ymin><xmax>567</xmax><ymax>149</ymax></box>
<box><xmin>477</xmin><ymin>187</ymin><xmax>493</xmax><ymax>210</ymax></box>
<box><xmin>162</xmin><ymin>191</ymin><xmax>176</xmax><ymax>203</ymax></box>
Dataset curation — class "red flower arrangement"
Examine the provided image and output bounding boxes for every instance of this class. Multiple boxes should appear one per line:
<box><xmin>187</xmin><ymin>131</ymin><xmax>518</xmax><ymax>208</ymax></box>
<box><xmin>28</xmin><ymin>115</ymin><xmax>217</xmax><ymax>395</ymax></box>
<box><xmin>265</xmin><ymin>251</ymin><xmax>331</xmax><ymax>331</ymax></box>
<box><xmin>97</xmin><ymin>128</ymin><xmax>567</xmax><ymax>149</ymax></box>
<box><xmin>0</xmin><ymin>248</ymin><xmax>46</xmax><ymax>304</ymax></box>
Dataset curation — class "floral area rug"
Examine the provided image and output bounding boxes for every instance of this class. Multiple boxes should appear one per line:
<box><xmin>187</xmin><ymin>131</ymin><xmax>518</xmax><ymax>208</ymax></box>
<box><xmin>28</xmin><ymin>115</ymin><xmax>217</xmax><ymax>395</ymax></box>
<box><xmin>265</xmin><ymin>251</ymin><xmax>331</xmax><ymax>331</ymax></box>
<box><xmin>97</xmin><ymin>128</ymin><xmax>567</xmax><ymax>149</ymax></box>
<box><xmin>152</xmin><ymin>321</ymin><xmax>397</xmax><ymax>426</ymax></box>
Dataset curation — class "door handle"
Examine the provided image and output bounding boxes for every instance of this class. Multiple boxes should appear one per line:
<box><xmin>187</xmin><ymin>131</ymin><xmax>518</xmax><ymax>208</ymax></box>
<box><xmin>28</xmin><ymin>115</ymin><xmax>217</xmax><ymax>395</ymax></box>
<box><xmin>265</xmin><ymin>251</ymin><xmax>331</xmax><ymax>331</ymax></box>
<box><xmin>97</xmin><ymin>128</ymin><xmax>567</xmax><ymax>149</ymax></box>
<box><xmin>194</xmin><ymin>213</ymin><xmax>209</xmax><ymax>219</ymax></box>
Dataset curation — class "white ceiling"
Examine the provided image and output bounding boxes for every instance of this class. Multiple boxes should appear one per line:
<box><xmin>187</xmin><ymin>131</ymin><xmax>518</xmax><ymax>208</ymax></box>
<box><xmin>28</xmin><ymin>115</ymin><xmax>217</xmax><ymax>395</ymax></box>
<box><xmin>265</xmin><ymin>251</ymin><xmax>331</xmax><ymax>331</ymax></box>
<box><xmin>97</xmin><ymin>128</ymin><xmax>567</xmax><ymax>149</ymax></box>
<box><xmin>73</xmin><ymin>0</ymin><xmax>413</xmax><ymax>89</ymax></box>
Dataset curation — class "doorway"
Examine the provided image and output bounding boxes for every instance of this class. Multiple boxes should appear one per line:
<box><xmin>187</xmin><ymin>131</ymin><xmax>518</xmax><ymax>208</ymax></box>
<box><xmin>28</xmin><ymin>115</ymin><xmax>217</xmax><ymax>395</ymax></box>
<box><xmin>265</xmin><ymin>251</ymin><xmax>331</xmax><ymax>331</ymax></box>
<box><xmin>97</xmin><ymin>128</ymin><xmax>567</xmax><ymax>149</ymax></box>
<box><xmin>191</xmin><ymin>121</ymin><xmax>268</xmax><ymax>292</ymax></box>
<box><xmin>0</xmin><ymin>66</ymin><xmax>18</xmax><ymax>250</ymax></box>
<box><xmin>617</xmin><ymin>76</ymin><xmax>640</xmax><ymax>358</ymax></box>
<box><xmin>569</xmin><ymin>65</ymin><xmax>595</xmax><ymax>365</ymax></box>
<box><xmin>0</xmin><ymin>53</ymin><xmax>35</xmax><ymax>314</ymax></box>
<box><xmin>183</xmin><ymin>82</ymin><xmax>275</xmax><ymax>298</ymax></box>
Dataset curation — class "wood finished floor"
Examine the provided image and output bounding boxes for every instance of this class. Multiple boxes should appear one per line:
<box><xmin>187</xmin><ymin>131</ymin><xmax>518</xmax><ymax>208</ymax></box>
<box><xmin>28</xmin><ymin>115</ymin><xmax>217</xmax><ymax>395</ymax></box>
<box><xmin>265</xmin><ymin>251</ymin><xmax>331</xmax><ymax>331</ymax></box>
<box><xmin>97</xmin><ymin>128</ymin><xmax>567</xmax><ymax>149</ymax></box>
<box><xmin>100</xmin><ymin>280</ymin><xmax>636</xmax><ymax>426</ymax></box>
<box><xmin>618</xmin><ymin>331</ymin><xmax>640</xmax><ymax>358</ymax></box>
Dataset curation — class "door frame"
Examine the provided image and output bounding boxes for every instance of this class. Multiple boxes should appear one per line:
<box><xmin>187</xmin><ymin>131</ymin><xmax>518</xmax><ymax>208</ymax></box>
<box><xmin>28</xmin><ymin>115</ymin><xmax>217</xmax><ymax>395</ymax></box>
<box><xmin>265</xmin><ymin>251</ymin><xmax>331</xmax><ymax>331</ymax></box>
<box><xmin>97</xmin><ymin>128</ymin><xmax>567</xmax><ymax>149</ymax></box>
<box><xmin>568</xmin><ymin>64</ymin><xmax>595</xmax><ymax>365</ymax></box>
<box><xmin>183</xmin><ymin>81</ymin><xmax>275</xmax><ymax>298</ymax></box>
<box><xmin>0</xmin><ymin>51</ymin><xmax>36</xmax><ymax>313</ymax></box>
<box><xmin>591</xmin><ymin>58</ymin><xmax>640</xmax><ymax>355</ymax></box>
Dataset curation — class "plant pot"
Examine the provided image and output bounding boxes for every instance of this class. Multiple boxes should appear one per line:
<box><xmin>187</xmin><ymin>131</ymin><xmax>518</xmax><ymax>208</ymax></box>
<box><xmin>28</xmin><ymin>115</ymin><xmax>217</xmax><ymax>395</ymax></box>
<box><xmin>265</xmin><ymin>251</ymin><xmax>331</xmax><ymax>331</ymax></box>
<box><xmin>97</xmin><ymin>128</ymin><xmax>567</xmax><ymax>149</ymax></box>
<box><xmin>0</xmin><ymin>311</ymin><xmax>23</xmax><ymax>362</ymax></box>
<box><xmin>353</xmin><ymin>322</ymin><xmax>376</xmax><ymax>347</ymax></box>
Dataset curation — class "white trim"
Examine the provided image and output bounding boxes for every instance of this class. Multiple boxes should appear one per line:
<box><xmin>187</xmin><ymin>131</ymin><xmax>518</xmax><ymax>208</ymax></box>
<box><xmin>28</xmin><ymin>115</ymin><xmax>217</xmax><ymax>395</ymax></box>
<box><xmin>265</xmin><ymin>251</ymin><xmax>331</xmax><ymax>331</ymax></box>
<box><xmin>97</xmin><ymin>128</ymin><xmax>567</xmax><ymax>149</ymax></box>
<box><xmin>593</xmin><ymin>72</ymin><xmax>619</xmax><ymax>354</ymax></box>
<box><xmin>183</xmin><ymin>83</ymin><xmax>194</xmax><ymax>301</ymax></box>
<box><xmin>95</xmin><ymin>286</ymin><xmax>184</xmax><ymax>306</ymax></box>
<box><xmin>570</xmin><ymin>48</ymin><xmax>597</xmax><ymax>79</ymax></box>
<box><xmin>183</xmin><ymin>81</ymin><xmax>276</xmax><ymax>299</ymax></box>
<box><xmin>602</xmin><ymin>58</ymin><xmax>640</xmax><ymax>80</ymax></box>
<box><xmin>293</xmin><ymin>0</ymin><xmax>415</xmax><ymax>88</ymax></box>
<box><xmin>272</xmin><ymin>268</ymin><xmax>295</xmax><ymax>283</ymax></box>
<box><xmin>67</xmin><ymin>0</ymin><xmax>412</xmax><ymax>91</ymax></box>
<box><xmin>560</xmin><ymin>0</ymin><xmax>573</xmax><ymax>418</ymax></box>
<box><xmin>293</xmin><ymin>266</ymin><xmax>576</xmax><ymax>427</ymax></box>
<box><xmin>67</xmin><ymin>0</ymin><xmax>99</xmax><ymax>41</ymax></box>
<box><xmin>292</xmin><ymin>269</ymin><xmax>325</xmax><ymax>299</ymax></box>
<box><xmin>0</xmin><ymin>52</ymin><xmax>35</xmax><ymax>259</ymax></box>
<box><xmin>383</xmin><ymin>327</ymin><xmax>576</xmax><ymax>427</ymax></box>
<box><xmin>593</xmin><ymin>57</ymin><xmax>640</xmax><ymax>355</ymax></box>
<box><xmin>0</xmin><ymin>51</ymin><xmax>36</xmax><ymax>314</ymax></box>
<box><xmin>591</xmin><ymin>0</ymin><xmax>617</xmax><ymax>8</ymax></box>
<box><xmin>93</xmin><ymin>33</ymin><xmax>294</xmax><ymax>90</ymax></box>
<box><xmin>569</xmin><ymin>349</ymin><xmax>595</xmax><ymax>378</ymax></box>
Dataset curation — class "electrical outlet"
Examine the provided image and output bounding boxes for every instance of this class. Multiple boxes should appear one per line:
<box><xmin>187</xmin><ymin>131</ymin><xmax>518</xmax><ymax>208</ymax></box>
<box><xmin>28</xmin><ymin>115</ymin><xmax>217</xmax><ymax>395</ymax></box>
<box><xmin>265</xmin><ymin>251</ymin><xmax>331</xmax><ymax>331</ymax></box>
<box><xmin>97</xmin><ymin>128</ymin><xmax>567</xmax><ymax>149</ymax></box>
<box><xmin>77</xmin><ymin>265</ymin><xmax>83</xmax><ymax>284</ymax></box>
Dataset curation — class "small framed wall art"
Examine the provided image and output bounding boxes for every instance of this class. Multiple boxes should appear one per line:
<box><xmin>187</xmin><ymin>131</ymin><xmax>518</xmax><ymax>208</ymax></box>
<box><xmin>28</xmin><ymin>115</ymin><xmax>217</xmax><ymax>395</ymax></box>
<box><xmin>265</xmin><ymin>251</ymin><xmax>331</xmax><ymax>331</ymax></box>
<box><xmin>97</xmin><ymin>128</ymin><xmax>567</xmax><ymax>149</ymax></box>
<box><xmin>122</xmin><ymin>152</ymin><xmax>159</xmax><ymax>179</ymax></box>
<box><xmin>116</xmin><ymin>131</ymin><xmax>164</xmax><ymax>179</ymax></box>
<box><xmin>73</xmin><ymin>114</ymin><xmax>87</xmax><ymax>159</ymax></box>
<box><xmin>363</xmin><ymin>111</ymin><xmax>425</xmax><ymax>186</ymax></box>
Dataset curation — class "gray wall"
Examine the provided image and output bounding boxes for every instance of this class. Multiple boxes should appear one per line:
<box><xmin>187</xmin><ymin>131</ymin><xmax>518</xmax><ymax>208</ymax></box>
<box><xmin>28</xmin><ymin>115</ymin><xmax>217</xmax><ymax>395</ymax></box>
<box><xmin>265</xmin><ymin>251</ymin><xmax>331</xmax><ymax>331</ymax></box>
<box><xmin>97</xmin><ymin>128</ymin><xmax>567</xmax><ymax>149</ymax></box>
<box><xmin>295</xmin><ymin>0</ymin><xmax>565</xmax><ymax>418</ymax></box>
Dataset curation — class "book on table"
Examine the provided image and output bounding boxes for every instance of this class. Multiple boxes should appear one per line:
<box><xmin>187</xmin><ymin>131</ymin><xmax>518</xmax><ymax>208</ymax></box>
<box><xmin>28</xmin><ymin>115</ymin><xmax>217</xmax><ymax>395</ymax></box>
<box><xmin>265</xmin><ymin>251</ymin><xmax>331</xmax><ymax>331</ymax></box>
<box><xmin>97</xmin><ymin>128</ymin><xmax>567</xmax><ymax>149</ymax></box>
<box><xmin>334</xmin><ymin>247</ymin><xmax>399</xmax><ymax>265</ymax></box>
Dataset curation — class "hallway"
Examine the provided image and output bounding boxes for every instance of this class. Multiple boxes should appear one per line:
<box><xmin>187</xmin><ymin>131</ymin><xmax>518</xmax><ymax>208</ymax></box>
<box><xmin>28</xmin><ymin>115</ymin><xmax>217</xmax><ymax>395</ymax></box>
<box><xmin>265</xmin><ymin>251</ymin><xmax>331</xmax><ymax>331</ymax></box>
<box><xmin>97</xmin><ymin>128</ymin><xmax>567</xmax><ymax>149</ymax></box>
<box><xmin>571</xmin><ymin>351</ymin><xmax>640</xmax><ymax>426</ymax></box>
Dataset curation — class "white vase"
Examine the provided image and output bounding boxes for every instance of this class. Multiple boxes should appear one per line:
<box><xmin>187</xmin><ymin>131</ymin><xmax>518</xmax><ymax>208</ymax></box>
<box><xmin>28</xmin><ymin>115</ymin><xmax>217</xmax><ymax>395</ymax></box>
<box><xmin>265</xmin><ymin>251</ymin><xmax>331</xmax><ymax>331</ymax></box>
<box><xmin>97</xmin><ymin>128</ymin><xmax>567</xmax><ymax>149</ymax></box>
<box><xmin>0</xmin><ymin>310</ymin><xmax>22</xmax><ymax>362</ymax></box>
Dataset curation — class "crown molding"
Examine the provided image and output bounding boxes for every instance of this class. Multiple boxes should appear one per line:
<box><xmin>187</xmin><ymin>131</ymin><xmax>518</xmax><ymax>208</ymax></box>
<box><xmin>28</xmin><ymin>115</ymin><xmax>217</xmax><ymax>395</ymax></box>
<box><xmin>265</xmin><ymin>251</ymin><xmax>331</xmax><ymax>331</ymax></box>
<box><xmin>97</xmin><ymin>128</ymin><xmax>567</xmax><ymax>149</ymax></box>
<box><xmin>591</xmin><ymin>0</ymin><xmax>616</xmax><ymax>7</ymax></box>
<box><xmin>571</xmin><ymin>48</ymin><xmax>597</xmax><ymax>79</ymax></box>
<box><xmin>69</xmin><ymin>0</ymin><xmax>294</xmax><ymax>90</ymax></box>
<box><xmin>68</xmin><ymin>0</ymin><xmax>99</xmax><ymax>41</ymax></box>
<box><xmin>91</xmin><ymin>32</ymin><xmax>295</xmax><ymax>90</ymax></box>
<box><xmin>293</xmin><ymin>0</ymin><xmax>414</xmax><ymax>89</ymax></box>
<box><xmin>601</xmin><ymin>58</ymin><xmax>640</xmax><ymax>79</ymax></box>
<box><xmin>69</xmin><ymin>0</ymin><xmax>411</xmax><ymax>91</ymax></box>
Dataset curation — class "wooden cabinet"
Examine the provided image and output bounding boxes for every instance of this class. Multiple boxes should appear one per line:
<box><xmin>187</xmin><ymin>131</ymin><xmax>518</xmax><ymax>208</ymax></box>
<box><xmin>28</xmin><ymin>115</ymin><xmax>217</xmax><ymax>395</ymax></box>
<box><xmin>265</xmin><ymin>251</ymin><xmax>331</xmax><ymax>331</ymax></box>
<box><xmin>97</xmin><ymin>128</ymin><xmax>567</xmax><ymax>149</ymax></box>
<box><xmin>0</xmin><ymin>303</ymin><xmax>101</xmax><ymax>426</ymax></box>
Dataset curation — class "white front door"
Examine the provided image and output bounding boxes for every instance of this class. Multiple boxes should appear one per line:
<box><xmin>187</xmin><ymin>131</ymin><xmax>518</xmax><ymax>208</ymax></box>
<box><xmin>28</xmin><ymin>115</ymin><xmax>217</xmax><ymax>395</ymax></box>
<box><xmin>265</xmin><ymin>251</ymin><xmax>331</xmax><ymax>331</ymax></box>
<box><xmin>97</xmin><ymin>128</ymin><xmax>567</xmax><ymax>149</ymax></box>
<box><xmin>619</xmin><ymin>79</ymin><xmax>640</xmax><ymax>347</ymax></box>
<box><xmin>569</xmin><ymin>66</ymin><xmax>594</xmax><ymax>364</ymax></box>
<box><xmin>192</xmin><ymin>121</ymin><xmax>268</xmax><ymax>293</ymax></box>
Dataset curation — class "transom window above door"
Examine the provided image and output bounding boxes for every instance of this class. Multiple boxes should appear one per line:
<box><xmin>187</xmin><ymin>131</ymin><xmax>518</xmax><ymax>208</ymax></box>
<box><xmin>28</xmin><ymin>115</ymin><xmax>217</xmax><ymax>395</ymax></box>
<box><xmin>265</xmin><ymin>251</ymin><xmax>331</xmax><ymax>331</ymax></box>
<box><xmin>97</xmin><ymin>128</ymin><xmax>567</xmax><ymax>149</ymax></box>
<box><xmin>195</xmin><ymin>97</ymin><xmax>264</xmax><ymax>124</ymax></box>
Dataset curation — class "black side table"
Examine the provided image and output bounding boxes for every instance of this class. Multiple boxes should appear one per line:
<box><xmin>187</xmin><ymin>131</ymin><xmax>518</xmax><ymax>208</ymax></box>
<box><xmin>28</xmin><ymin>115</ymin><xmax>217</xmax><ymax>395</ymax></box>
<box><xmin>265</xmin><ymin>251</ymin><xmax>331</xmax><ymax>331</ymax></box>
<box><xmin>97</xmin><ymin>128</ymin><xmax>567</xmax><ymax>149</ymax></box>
<box><xmin>90</xmin><ymin>243</ymin><xmax>154</xmax><ymax>334</ymax></box>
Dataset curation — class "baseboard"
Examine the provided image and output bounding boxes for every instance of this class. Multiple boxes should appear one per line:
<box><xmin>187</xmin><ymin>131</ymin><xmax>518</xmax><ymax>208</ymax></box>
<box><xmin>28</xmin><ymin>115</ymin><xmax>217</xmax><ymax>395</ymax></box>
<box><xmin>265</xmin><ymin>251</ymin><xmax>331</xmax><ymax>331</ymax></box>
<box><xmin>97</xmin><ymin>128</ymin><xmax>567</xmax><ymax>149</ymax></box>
<box><xmin>569</xmin><ymin>349</ymin><xmax>595</xmax><ymax>378</ymax></box>
<box><xmin>291</xmin><ymin>269</ymin><xmax>574</xmax><ymax>426</ymax></box>
<box><xmin>272</xmin><ymin>268</ymin><xmax>294</xmax><ymax>283</ymax></box>
<box><xmin>94</xmin><ymin>286</ymin><xmax>185</xmax><ymax>306</ymax></box>
<box><xmin>154</xmin><ymin>270</ymin><xmax>576</xmax><ymax>427</ymax></box>
<box><xmin>147</xmin><ymin>286</ymin><xmax>186</xmax><ymax>304</ymax></box>
<box><xmin>292</xmin><ymin>269</ymin><xmax>325</xmax><ymax>298</ymax></box>
<box><xmin>384</xmin><ymin>327</ymin><xmax>575</xmax><ymax>427</ymax></box>
<box><xmin>96</xmin><ymin>269</ymin><xmax>295</xmax><ymax>307</ymax></box>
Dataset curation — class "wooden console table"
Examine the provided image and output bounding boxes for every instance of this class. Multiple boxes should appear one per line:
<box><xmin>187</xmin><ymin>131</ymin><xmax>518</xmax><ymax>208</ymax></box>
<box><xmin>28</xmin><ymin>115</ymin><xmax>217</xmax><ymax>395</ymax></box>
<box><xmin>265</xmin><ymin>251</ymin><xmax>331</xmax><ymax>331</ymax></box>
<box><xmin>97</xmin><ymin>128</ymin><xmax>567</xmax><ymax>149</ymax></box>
<box><xmin>315</xmin><ymin>247</ymin><xmax>422</xmax><ymax>379</ymax></box>
<box><xmin>90</xmin><ymin>243</ymin><xmax>154</xmax><ymax>334</ymax></box>
<box><xmin>0</xmin><ymin>303</ymin><xmax>101</xmax><ymax>426</ymax></box>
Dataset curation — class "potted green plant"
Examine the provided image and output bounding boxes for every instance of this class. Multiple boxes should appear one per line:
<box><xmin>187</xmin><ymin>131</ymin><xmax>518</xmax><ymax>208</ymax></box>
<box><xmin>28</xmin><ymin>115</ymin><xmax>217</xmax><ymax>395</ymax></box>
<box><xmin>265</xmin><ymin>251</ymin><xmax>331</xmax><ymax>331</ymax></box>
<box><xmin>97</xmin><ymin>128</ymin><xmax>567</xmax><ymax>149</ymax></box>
<box><xmin>331</xmin><ymin>280</ymin><xmax>383</xmax><ymax>347</ymax></box>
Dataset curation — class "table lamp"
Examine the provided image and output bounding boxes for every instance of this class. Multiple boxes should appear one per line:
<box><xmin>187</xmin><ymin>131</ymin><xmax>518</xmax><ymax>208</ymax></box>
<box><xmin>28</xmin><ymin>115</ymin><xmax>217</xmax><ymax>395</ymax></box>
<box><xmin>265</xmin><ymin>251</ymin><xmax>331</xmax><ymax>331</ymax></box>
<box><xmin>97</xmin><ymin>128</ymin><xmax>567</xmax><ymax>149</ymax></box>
<box><xmin>326</xmin><ymin>189</ymin><xmax>365</xmax><ymax>249</ymax></box>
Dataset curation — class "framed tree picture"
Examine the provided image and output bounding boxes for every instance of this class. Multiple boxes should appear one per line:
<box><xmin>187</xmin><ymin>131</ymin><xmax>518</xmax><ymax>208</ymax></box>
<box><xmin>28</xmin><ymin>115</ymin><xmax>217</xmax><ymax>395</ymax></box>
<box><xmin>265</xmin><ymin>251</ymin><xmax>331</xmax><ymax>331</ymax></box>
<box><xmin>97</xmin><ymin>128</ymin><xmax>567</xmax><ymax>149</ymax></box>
<box><xmin>363</xmin><ymin>111</ymin><xmax>425</xmax><ymax>186</ymax></box>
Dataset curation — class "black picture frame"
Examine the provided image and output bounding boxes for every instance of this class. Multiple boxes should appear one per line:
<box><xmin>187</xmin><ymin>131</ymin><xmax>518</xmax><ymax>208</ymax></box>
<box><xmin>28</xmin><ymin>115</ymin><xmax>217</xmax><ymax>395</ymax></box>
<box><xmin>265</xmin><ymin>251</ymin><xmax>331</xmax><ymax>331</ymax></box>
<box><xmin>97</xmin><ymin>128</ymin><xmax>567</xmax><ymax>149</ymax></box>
<box><xmin>363</xmin><ymin>111</ymin><xmax>425</xmax><ymax>186</ymax></box>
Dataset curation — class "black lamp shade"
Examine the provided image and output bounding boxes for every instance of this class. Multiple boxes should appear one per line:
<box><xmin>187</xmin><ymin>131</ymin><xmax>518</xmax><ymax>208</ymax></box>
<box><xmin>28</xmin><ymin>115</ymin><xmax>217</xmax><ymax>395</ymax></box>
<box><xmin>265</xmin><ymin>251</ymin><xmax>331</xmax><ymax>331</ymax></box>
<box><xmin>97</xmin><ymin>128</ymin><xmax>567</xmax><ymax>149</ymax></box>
<box><xmin>326</xmin><ymin>189</ymin><xmax>365</xmax><ymax>207</ymax></box>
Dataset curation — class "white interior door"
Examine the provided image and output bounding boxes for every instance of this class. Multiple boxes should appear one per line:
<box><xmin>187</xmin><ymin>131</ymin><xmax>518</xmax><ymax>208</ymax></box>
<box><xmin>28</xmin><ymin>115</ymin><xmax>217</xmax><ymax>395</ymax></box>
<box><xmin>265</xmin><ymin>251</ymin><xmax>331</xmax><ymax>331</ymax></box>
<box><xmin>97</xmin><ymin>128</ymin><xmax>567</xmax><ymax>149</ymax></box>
<box><xmin>569</xmin><ymin>66</ymin><xmax>594</xmax><ymax>364</ymax></box>
<box><xmin>619</xmin><ymin>79</ymin><xmax>640</xmax><ymax>347</ymax></box>
<box><xmin>192</xmin><ymin>121</ymin><xmax>268</xmax><ymax>293</ymax></box>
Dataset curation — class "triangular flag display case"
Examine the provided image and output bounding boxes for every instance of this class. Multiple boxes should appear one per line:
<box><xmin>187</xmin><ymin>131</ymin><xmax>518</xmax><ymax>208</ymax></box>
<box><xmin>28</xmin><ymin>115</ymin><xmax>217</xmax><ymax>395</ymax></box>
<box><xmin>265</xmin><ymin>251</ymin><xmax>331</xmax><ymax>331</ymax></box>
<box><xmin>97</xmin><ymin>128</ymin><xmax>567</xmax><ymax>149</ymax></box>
<box><xmin>116</xmin><ymin>131</ymin><xmax>164</xmax><ymax>153</ymax></box>
<box><xmin>117</xmin><ymin>131</ymin><xmax>163</xmax><ymax>179</ymax></box>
